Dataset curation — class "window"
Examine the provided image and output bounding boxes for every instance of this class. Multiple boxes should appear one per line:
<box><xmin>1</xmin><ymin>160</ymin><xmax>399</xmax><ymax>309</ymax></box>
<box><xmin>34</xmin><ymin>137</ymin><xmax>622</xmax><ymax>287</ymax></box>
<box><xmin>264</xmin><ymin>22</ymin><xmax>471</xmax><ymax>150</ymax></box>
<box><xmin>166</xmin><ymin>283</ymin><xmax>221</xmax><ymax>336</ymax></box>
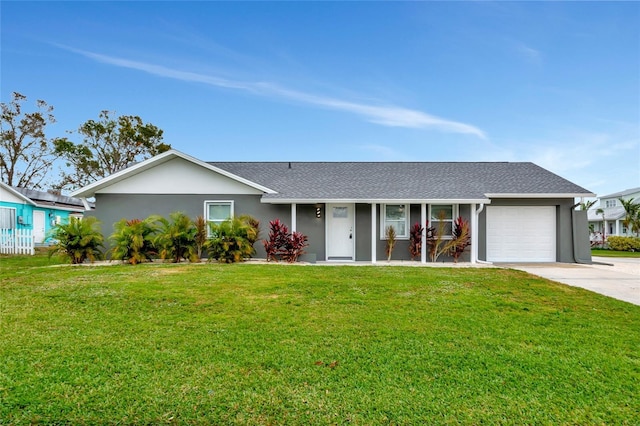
<box><xmin>382</xmin><ymin>204</ymin><xmax>408</xmax><ymax>238</ymax></box>
<box><xmin>205</xmin><ymin>201</ymin><xmax>234</xmax><ymax>227</ymax></box>
<box><xmin>0</xmin><ymin>207</ymin><xmax>16</xmax><ymax>229</ymax></box>
<box><xmin>430</xmin><ymin>205</ymin><xmax>456</xmax><ymax>238</ymax></box>
<box><xmin>605</xmin><ymin>200</ymin><xmax>616</xmax><ymax>208</ymax></box>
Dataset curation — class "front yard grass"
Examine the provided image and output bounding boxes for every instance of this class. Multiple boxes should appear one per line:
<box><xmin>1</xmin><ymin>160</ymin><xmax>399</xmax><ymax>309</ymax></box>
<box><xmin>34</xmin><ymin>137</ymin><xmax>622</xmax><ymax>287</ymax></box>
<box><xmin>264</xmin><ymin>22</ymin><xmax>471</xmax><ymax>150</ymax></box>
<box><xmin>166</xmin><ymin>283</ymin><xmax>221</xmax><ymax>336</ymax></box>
<box><xmin>1</xmin><ymin>259</ymin><xmax>638</xmax><ymax>424</ymax></box>
<box><xmin>592</xmin><ymin>248</ymin><xmax>640</xmax><ymax>258</ymax></box>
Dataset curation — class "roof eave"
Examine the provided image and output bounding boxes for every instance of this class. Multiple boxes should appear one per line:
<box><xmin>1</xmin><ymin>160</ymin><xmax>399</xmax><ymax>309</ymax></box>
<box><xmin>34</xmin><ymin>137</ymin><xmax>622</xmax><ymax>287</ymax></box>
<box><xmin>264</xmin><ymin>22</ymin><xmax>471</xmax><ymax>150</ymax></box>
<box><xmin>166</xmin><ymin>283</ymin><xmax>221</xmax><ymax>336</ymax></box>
<box><xmin>484</xmin><ymin>192</ymin><xmax>596</xmax><ymax>199</ymax></box>
<box><xmin>261</xmin><ymin>197</ymin><xmax>492</xmax><ymax>204</ymax></box>
<box><xmin>0</xmin><ymin>182</ymin><xmax>37</xmax><ymax>205</ymax></box>
<box><xmin>70</xmin><ymin>149</ymin><xmax>277</xmax><ymax>198</ymax></box>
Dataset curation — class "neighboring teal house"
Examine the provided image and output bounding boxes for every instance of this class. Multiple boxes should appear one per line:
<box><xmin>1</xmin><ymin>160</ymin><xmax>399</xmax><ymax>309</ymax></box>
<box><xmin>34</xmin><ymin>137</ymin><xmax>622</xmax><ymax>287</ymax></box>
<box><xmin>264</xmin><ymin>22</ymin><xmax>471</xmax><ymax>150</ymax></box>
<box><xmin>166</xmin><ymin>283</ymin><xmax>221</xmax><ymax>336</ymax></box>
<box><xmin>0</xmin><ymin>182</ymin><xmax>89</xmax><ymax>245</ymax></box>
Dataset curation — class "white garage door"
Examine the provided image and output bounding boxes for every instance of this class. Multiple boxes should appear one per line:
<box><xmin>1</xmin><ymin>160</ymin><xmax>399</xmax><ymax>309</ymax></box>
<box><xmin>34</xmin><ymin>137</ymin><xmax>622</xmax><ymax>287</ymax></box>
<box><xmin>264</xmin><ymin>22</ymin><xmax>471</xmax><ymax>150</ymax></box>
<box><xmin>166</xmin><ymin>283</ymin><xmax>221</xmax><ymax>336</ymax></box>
<box><xmin>486</xmin><ymin>206</ymin><xmax>556</xmax><ymax>262</ymax></box>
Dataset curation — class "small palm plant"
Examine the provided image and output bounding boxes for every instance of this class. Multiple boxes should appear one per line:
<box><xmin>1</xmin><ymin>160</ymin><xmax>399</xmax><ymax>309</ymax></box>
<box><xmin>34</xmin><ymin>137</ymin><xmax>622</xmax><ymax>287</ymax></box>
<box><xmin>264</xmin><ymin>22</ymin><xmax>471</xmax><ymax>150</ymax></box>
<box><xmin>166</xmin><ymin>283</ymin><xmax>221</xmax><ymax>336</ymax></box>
<box><xmin>48</xmin><ymin>216</ymin><xmax>104</xmax><ymax>264</ymax></box>
<box><xmin>449</xmin><ymin>217</ymin><xmax>471</xmax><ymax>263</ymax></box>
<box><xmin>385</xmin><ymin>225</ymin><xmax>396</xmax><ymax>262</ymax></box>
<box><xmin>194</xmin><ymin>215</ymin><xmax>208</xmax><ymax>260</ymax></box>
<box><xmin>109</xmin><ymin>216</ymin><xmax>159</xmax><ymax>264</ymax></box>
<box><xmin>206</xmin><ymin>216</ymin><xmax>258</xmax><ymax>263</ymax></box>
<box><xmin>154</xmin><ymin>212</ymin><xmax>199</xmax><ymax>263</ymax></box>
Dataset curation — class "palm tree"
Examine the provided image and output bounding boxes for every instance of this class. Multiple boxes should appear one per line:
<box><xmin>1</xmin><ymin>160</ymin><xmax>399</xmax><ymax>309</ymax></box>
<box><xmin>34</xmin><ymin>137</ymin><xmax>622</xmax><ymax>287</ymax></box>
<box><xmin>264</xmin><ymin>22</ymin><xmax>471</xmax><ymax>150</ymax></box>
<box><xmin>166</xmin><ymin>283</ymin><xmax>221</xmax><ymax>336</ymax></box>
<box><xmin>579</xmin><ymin>200</ymin><xmax>597</xmax><ymax>210</ymax></box>
<box><xmin>618</xmin><ymin>197</ymin><xmax>640</xmax><ymax>236</ymax></box>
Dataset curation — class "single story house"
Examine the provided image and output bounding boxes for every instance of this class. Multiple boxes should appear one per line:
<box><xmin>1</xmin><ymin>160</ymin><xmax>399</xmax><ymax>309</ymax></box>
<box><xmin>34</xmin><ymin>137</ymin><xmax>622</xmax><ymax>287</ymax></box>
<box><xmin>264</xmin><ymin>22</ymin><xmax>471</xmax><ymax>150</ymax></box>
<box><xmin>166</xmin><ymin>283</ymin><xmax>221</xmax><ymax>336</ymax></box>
<box><xmin>587</xmin><ymin>187</ymin><xmax>640</xmax><ymax>239</ymax></box>
<box><xmin>0</xmin><ymin>182</ymin><xmax>90</xmax><ymax>245</ymax></box>
<box><xmin>71</xmin><ymin>149</ymin><xmax>594</xmax><ymax>263</ymax></box>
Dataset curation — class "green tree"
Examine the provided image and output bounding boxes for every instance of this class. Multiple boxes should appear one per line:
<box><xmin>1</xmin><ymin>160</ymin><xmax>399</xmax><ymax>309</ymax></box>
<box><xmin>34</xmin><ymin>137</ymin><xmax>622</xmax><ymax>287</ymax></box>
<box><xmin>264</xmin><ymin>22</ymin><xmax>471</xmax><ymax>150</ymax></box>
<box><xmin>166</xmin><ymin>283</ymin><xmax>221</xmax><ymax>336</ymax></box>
<box><xmin>54</xmin><ymin>111</ymin><xmax>170</xmax><ymax>190</ymax></box>
<box><xmin>1</xmin><ymin>92</ymin><xmax>63</xmax><ymax>189</ymax></box>
<box><xmin>618</xmin><ymin>197</ymin><xmax>640</xmax><ymax>236</ymax></box>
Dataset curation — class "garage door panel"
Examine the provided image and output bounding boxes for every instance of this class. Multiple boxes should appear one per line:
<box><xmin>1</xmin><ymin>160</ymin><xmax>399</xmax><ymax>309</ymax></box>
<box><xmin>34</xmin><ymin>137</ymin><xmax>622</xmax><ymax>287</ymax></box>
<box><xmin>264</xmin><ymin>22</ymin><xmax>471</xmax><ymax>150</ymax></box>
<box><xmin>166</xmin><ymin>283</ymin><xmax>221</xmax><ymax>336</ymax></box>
<box><xmin>487</xmin><ymin>206</ymin><xmax>556</xmax><ymax>262</ymax></box>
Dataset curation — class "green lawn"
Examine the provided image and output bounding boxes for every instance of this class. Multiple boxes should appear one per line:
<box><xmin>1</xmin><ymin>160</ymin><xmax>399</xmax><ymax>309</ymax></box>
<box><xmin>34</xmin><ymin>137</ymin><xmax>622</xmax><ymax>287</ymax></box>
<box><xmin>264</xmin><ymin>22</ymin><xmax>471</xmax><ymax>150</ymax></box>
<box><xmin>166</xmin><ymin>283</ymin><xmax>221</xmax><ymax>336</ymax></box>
<box><xmin>592</xmin><ymin>248</ymin><xmax>640</xmax><ymax>258</ymax></box>
<box><xmin>1</xmin><ymin>257</ymin><xmax>639</xmax><ymax>424</ymax></box>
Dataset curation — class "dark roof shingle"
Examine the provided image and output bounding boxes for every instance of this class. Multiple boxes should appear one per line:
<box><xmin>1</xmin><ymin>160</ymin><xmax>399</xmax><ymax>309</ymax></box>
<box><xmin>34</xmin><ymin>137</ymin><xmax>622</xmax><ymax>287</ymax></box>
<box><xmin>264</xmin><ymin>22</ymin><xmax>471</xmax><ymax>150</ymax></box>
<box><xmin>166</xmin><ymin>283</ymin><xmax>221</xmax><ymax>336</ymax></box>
<box><xmin>209</xmin><ymin>161</ymin><xmax>592</xmax><ymax>201</ymax></box>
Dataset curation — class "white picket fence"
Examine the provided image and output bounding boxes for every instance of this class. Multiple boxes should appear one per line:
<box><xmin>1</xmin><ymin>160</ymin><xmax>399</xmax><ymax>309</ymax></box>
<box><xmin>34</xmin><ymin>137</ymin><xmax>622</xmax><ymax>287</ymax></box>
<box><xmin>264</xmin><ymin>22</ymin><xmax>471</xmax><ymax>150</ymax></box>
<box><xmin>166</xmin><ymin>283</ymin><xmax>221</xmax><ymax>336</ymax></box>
<box><xmin>0</xmin><ymin>228</ymin><xmax>35</xmax><ymax>255</ymax></box>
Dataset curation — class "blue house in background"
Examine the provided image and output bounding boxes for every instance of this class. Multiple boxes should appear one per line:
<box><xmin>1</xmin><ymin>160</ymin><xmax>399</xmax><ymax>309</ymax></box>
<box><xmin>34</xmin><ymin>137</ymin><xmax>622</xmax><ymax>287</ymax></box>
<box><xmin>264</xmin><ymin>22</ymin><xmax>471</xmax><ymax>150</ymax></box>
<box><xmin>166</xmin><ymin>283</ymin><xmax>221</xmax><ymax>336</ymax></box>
<box><xmin>0</xmin><ymin>182</ymin><xmax>89</xmax><ymax>245</ymax></box>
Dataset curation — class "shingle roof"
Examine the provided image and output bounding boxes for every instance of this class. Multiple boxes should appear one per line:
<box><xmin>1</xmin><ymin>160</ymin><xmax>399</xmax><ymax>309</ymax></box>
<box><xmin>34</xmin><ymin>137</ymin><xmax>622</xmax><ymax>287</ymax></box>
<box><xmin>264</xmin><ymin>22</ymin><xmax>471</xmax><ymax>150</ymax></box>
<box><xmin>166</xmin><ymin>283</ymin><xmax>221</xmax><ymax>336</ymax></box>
<box><xmin>599</xmin><ymin>187</ymin><xmax>640</xmax><ymax>200</ymax></box>
<box><xmin>587</xmin><ymin>206</ymin><xmax>626</xmax><ymax>221</ymax></box>
<box><xmin>209</xmin><ymin>161</ymin><xmax>593</xmax><ymax>201</ymax></box>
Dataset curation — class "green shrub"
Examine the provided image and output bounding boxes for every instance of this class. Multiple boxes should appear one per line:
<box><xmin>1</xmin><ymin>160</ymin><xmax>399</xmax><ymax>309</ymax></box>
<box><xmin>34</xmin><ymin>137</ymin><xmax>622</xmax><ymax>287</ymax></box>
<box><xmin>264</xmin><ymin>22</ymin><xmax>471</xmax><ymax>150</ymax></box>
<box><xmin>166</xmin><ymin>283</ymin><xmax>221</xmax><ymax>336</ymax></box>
<box><xmin>154</xmin><ymin>212</ymin><xmax>199</xmax><ymax>263</ymax></box>
<box><xmin>206</xmin><ymin>216</ymin><xmax>259</xmax><ymax>263</ymax></box>
<box><xmin>48</xmin><ymin>217</ymin><xmax>104</xmax><ymax>264</ymax></box>
<box><xmin>607</xmin><ymin>236</ymin><xmax>640</xmax><ymax>252</ymax></box>
<box><xmin>109</xmin><ymin>216</ymin><xmax>159</xmax><ymax>264</ymax></box>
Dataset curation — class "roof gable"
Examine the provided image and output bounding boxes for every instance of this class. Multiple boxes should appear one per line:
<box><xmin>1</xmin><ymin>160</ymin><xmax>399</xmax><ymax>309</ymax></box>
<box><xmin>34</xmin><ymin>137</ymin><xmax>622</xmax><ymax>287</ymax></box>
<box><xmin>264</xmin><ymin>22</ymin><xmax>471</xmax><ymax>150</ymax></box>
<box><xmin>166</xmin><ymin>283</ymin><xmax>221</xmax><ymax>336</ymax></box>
<box><xmin>0</xmin><ymin>182</ymin><xmax>35</xmax><ymax>205</ymax></box>
<box><xmin>71</xmin><ymin>150</ymin><xmax>276</xmax><ymax>198</ymax></box>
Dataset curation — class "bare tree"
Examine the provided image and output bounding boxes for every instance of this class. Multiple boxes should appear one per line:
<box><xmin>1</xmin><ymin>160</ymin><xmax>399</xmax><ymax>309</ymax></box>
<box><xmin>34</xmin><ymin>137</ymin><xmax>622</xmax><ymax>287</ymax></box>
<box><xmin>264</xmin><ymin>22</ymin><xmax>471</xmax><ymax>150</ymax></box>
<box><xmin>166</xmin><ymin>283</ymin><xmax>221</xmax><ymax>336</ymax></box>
<box><xmin>0</xmin><ymin>92</ymin><xmax>62</xmax><ymax>189</ymax></box>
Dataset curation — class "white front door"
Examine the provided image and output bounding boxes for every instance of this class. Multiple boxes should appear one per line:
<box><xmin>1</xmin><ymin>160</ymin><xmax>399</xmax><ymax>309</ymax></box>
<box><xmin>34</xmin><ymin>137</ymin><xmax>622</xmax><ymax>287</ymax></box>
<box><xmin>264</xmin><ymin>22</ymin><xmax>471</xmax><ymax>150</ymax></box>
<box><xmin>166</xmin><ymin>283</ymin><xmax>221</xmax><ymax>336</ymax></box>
<box><xmin>326</xmin><ymin>203</ymin><xmax>355</xmax><ymax>260</ymax></box>
<box><xmin>33</xmin><ymin>210</ymin><xmax>46</xmax><ymax>244</ymax></box>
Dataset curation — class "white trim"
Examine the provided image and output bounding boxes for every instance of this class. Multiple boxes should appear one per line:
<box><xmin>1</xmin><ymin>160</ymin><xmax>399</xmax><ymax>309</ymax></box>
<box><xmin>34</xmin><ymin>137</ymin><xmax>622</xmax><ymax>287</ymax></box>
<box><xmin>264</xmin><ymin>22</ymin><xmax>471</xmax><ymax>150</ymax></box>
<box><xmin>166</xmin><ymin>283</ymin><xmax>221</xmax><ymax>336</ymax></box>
<box><xmin>70</xmin><ymin>149</ymin><xmax>277</xmax><ymax>198</ymax></box>
<box><xmin>420</xmin><ymin>203</ymin><xmax>427</xmax><ymax>264</ymax></box>
<box><xmin>371</xmin><ymin>203</ymin><xmax>377</xmax><ymax>263</ymax></box>
<box><xmin>291</xmin><ymin>203</ymin><xmax>297</xmax><ymax>233</ymax></box>
<box><xmin>380</xmin><ymin>203</ymin><xmax>409</xmax><ymax>240</ymax></box>
<box><xmin>0</xmin><ymin>182</ymin><xmax>37</xmax><ymax>206</ymax></box>
<box><xmin>262</xmin><ymin>198</ymin><xmax>491</xmax><ymax>205</ymax></box>
<box><xmin>484</xmin><ymin>193</ymin><xmax>595</xmax><ymax>198</ymax></box>
<box><xmin>31</xmin><ymin>203</ymin><xmax>86</xmax><ymax>213</ymax></box>
<box><xmin>204</xmin><ymin>200</ymin><xmax>234</xmax><ymax>233</ymax></box>
<box><xmin>428</xmin><ymin>204</ymin><xmax>459</xmax><ymax>239</ymax></box>
<box><xmin>470</xmin><ymin>203</ymin><xmax>477</xmax><ymax>264</ymax></box>
<box><xmin>80</xmin><ymin>197</ymin><xmax>92</xmax><ymax>211</ymax></box>
<box><xmin>0</xmin><ymin>206</ymin><xmax>17</xmax><ymax>228</ymax></box>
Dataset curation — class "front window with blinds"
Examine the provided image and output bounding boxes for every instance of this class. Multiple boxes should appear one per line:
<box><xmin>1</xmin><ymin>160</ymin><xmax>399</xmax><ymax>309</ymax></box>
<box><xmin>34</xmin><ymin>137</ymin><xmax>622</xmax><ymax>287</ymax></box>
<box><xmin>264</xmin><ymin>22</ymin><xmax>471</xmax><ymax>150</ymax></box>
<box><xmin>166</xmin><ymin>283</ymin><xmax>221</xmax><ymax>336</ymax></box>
<box><xmin>205</xmin><ymin>201</ymin><xmax>233</xmax><ymax>226</ymax></box>
<box><xmin>382</xmin><ymin>204</ymin><xmax>408</xmax><ymax>238</ymax></box>
<box><xmin>430</xmin><ymin>205</ymin><xmax>455</xmax><ymax>238</ymax></box>
<box><xmin>0</xmin><ymin>207</ymin><xmax>16</xmax><ymax>229</ymax></box>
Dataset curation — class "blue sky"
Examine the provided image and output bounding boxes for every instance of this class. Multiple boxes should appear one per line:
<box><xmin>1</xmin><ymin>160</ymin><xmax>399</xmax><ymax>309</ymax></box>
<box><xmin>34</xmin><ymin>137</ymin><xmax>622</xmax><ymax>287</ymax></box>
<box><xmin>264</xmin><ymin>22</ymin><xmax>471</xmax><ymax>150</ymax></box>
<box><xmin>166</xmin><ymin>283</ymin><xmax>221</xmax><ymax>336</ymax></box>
<box><xmin>2</xmin><ymin>1</ymin><xmax>639</xmax><ymax>198</ymax></box>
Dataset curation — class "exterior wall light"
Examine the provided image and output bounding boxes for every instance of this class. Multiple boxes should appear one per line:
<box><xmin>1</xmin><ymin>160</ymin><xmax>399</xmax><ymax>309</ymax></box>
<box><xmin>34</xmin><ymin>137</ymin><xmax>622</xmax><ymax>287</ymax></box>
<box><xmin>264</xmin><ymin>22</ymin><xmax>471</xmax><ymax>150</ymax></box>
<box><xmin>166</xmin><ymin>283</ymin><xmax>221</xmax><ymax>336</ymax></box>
<box><xmin>316</xmin><ymin>207</ymin><xmax>322</xmax><ymax>218</ymax></box>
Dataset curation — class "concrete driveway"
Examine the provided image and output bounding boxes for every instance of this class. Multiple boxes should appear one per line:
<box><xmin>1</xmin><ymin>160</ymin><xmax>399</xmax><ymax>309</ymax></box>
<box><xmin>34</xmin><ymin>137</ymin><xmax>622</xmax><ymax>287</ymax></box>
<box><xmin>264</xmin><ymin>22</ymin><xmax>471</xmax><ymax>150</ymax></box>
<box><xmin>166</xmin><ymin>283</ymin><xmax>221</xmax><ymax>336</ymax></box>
<box><xmin>501</xmin><ymin>257</ymin><xmax>640</xmax><ymax>306</ymax></box>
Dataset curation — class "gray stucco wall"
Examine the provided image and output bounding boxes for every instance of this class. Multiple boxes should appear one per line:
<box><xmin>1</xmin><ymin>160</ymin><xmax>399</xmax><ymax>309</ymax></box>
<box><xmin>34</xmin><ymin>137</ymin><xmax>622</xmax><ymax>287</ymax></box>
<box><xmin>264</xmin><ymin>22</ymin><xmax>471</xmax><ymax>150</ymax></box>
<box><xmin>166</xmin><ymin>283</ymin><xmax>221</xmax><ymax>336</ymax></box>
<box><xmin>91</xmin><ymin>195</ymin><xmax>582</xmax><ymax>263</ymax></box>
<box><xmin>89</xmin><ymin>193</ymin><xmax>290</xmax><ymax>257</ymax></box>
<box><xmin>296</xmin><ymin>204</ymin><xmax>326</xmax><ymax>261</ymax></box>
<box><xmin>356</xmin><ymin>203</ymin><xmax>472</xmax><ymax>262</ymax></box>
<box><xmin>477</xmin><ymin>198</ymin><xmax>578</xmax><ymax>263</ymax></box>
<box><xmin>572</xmin><ymin>209</ymin><xmax>592</xmax><ymax>264</ymax></box>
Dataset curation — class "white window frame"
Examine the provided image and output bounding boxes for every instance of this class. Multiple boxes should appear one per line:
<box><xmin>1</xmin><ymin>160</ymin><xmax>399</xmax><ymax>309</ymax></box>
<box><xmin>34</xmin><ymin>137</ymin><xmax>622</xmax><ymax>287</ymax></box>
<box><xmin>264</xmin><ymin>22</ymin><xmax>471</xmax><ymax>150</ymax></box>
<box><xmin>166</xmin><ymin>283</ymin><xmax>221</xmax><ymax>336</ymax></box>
<box><xmin>204</xmin><ymin>200</ymin><xmax>234</xmax><ymax>234</ymax></box>
<box><xmin>0</xmin><ymin>207</ymin><xmax>17</xmax><ymax>229</ymax></box>
<box><xmin>428</xmin><ymin>204</ymin><xmax>458</xmax><ymax>240</ymax></box>
<box><xmin>605</xmin><ymin>200</ymin><xmax>616</xmax><ymax>208</ymax></box>
<box><xmin>380</xmin><ymin>204</ymin><xmax>409</xmax><ymax>239</ymax></box>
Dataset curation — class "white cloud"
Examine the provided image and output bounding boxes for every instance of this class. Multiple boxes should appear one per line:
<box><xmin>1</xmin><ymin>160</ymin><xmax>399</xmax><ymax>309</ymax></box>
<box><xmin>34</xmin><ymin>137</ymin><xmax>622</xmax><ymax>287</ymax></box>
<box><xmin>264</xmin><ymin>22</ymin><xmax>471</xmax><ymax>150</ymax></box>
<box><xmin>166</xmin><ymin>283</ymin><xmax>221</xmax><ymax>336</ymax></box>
<box><xmin>516</xmin><ymin>43</ymin><xmax>542</xmax><ymax>64</ymax></box>
<box><xmin>59</xmin><ymin>45</ymin><xmax>486</xmax><ymax>139</ymax></box>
